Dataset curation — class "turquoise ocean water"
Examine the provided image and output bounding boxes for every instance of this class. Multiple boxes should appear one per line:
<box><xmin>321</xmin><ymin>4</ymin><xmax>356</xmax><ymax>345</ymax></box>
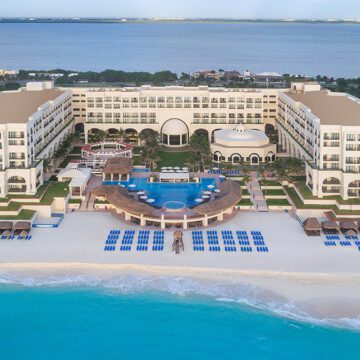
<box><xmin>0</xmin><ymin>275</ymin><xmax>359</xmax><ymax>359</ymax></box>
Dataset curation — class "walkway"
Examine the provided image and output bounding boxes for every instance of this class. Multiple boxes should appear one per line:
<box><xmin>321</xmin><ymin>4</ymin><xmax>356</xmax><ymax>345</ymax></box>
<box><xmin>79</xmin><ymin>175</ymin><xmax>103</xmax><ymax>211</ymax></box>
<box><xmin>248</xmin><ymin>171</ymin><xmax>268</xmax><ymax>212</ymax></box>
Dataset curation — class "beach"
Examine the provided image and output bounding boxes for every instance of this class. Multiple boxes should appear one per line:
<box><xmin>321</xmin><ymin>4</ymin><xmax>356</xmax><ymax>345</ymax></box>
<box><xmin>0</xmin><ymin>211</ymin><xmax>359</xmax><ymax>327</ymax></box>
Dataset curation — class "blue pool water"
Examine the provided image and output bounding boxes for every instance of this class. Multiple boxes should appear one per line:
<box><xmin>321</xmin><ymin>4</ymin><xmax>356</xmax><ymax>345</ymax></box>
<box><xmin>103</xmin><ymin>177</ymin><xmax>217</xmax><ymax>208</ymax></box>
<box><xmin>132</xmin><ymin>168</ymin><xmax>150</xmax><ymax>173</ymax></box>
<box><xmin>0</xmin><ymin>277</ymin><xmax>359</xmax><ymax>360</ymax></box>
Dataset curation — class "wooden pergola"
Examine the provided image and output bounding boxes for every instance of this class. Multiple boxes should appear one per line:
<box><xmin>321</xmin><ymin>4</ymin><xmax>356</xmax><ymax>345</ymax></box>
<box><xmin>303</xmin><ymin>218</ymin><xmax>321</xmax><ymax>236</ymax></box>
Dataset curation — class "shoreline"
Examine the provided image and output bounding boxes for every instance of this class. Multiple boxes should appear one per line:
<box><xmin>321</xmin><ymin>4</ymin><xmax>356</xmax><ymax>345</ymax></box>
<box><xmin>0</xmin><ymin>211</ymin><xmax>359</xmax><ymax>329</ymax></box>
<box><xmin>1</xmin><ymin>261</ymin><xmax>360</xmax><ymax>326</ymax></box>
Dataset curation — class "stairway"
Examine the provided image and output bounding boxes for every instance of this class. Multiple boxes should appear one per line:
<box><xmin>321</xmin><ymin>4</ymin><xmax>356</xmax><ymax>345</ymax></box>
<box><xmin>248</xmin><ymin>172</ymin><xmax>268</xmax><ymax>212</ymax></box>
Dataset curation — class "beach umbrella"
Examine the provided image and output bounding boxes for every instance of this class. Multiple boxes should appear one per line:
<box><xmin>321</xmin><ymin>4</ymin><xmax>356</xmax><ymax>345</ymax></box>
<box><xmin>129</xmin><ymin>184</ymin><xmax>136</xmax><ymax>188</ymax></box>
<box><xmin>207</xmin><ymin>184</ymin><xmax>215</xmax><ymax>189</ymax></box>
<box><xmin>137</xmin><ymin>191</ymin><xmax>145</xmax><ymax>195</ymax></box>
<box><xmin>174</xmin><ymin>167</ymin><xmax>180</xmax><ymax>170</ymax></box>
<box><xmin>213</xmin><ymin>167</ymin><xmax>219</xmax><ymax>171</ymax></box>
<box><xmin>169</xmin><ymin>170</ymin><xmax>175</xmax><ymax>173</ymax></box>
<box><xmin>195</xmin><ymin>198</ymin><xmax>203</xmax><ymax>203</ymax></box>
<box><xmin>147</xmin><ymin>198</ymin><xmax>155</xmax><ymax>203</ymax></box>
<box><xmin>204</xmin><ymin>191</ymin><xmax>212</xmax><ymax>195</ymax></box>
<box><xmin>161</xmin><ymin>167</ymin><xmax>166</xmax><ymax>170</ymax></box>
<box><xmin>214</xmin><ymin>189</ymin><xmax>221</xmax><ymax>193</ymax></box>
<box><xmin>202</xmin><ymin>195</ymin><xmax>210</xmax><ymax>199</ymax></box>
<box><xmin>140</xmin><ymin>195</ymin><xmax>148</xmax><ymax>200</ymax></box>
<box><xmin>176</xmin><ymin>170</ymin><xmax>182</xmax><ymax>173</ymax></box>
<box><xmin>120</xmin><ymin>184</ymin><xmax>126</xmax><ymax>188</ymax></box>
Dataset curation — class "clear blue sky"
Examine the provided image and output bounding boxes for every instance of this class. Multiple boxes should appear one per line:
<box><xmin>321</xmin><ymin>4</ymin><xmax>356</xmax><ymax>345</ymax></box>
<box><xmin>1</xmin><ymin>0</ymin><xmax>360</xmax><ymax>19</ymax></box>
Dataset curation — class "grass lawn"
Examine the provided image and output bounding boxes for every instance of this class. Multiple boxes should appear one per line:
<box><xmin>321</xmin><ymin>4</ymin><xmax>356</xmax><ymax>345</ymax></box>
<box><xmin>266</xmin><ymin>199</ymin><xmax>291</xmax><ymax>206</ymax></box>
<box><xmin>0</xmin><ymin>202</ymin><xmax>22</xmax><ymax>211</ymax></box>
<box><xmin>237</xmin><ymin>199</ymin><xmax>253</xmax><ymax>206</ymax></box>
<box><xmin>0</xmin><ymin>209</ymin><xmax>36</xmax><ymax>220</ymax></box>
<box><xmin>259</xmin><ymin>179</ymin><xmax>282</xmax><ymax>187</ymax></box>
<box><xmin>241</xmin><ymin>188</ymin><xmax>250</xmax><ymax>196</ymax></box>
<box><xmin>156</xmin><ymin>150</ymin><xmax>192</xmax><ymax>168</ymax></box>
<box><xmin>236</xmin><ymin>180</ymin><xmax>246</xmax><ymax>187</ymax></box>
<box><xmin>68</xmin><ymin>199</ymin><xmax>81</xmax><ymax>204</ymax></box>
<box><xmin>133</xmin><ymin>146</ymin><xmax>144</xmax><ymax>155</ymax></box>
<box><xmin>263</xmin><ymin>189</ymin><xmax>286</xmax><ymax>196</ymax></box>
<box><xmin>39</xmin><ymin>182</ymin><xmax>69</xmax><ymax>205</ymax></box>
<box><xmin>295</xmin><ymin>180</ymin><xmax>360</xmax><ymax>205</ymax></box>
<box><xmin>332</xmin><ymin>208</ymin><xmax>360</xmax><ymax>216</ymax></box>
<box><xmin>284</xmin><ymin>187</ymin><xmax>333</xmax><ymax>209</ymax></box>
<box><xmin>70</xmin><ymin>146</ymin><xmax>82</xmax><ymax>155</ymax></box>
<box><xmin>133</xmin><ymin>157</ymin><xmax>143</xmax><ymax>166</ymax></box>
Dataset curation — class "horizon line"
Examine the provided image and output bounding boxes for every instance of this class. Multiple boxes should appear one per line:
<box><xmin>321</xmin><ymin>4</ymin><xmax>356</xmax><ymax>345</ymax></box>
<box><xmin>1</xmin><ymin>17</ymin><xmax>360</xmax><ymax>22</ymax></box>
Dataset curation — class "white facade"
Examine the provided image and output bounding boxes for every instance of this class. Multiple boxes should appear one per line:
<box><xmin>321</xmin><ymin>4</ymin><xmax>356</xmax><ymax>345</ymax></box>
<box><xmin>0</xmin><ymin>82</ymin><xmax>73</xmax><ymax>196</ymax></box>
<box><xmin>278</xmin><ymin>83</ymin><xmax>360</xmax><ymax>200</ymax></box>
<box><xmin>70</xmin><ymin>86</ymin><xmax>279</xmax><ymax>146</ymax></box>
<box><xmin>211</xmin><ymin>124</ymin><xmax>276</xmax><ymax>164</ymax></box>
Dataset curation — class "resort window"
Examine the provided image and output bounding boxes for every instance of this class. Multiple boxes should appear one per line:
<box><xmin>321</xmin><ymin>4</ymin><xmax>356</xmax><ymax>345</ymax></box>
<box><xmin>169</xmin><ymin>135</ymin><xmax>181</xmax><ymax>146</ymax></box>
<box><xmin>105</xmin><ymin>97</ymin><xmax>112</xmax><ymax>102</ymax></box>
<box><xmin>324</xmin><ymin>133</ymin><xmax>340</xmax><ymax>140</ymax></box>
<box><xmin>346</xmin><ymin>134</ymin><xmax>356</xmax><ymax>141</ymax></box>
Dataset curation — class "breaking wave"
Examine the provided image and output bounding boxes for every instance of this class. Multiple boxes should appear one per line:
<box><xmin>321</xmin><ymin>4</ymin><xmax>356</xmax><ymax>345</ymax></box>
<box><xmin>0</xmin><ymin>272</ymin><xmax>359</xmax><ymax>331</ymax></box>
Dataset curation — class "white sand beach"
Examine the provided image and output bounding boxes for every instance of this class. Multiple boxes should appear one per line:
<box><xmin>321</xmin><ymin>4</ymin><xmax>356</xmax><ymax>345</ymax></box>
<box><xmin>0</xmin><ymin>211</ymin><xmax>360</xmax><ymax>323</ymax></box>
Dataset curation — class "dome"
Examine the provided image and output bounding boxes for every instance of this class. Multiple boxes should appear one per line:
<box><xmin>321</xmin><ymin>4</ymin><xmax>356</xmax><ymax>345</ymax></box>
<box><xmin>235</xmin><ymin>124</ymin><xmax>246</xmax><ymax>134</ymax></box>
<box><xmin>161</xmin><ymin>119</ymin><xmax>188</xmax><ymax>135</ymax></box>
<box><xmin>214</xmin><ymin>127</ymin><xmax>269</xmax><ymax>147</ymax></box>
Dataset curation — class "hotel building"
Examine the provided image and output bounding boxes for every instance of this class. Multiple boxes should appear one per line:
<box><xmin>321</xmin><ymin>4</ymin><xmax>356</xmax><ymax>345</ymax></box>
<box><xmin>0</xmin><ymin>81</ymin><xmax>359</xmax><ymax>201</ymax></box>
<box><xmin>278</xmin><ymin>82</ymin><xmax>360</xmax><ymax>200</ymax></box>
<box><xmin>0</xmin><ymin>82</ymin><xmax>72</xmax><ymax>196</ymax></box>
<box><xmin>71</xmin><ymin>86</ymin><xmax>279</xmax><ymax>165</ymax></box>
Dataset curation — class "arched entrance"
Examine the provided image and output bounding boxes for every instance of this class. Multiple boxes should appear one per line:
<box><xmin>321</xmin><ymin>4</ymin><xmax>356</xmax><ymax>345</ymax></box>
<box><xmin>211</xmin><ymin>129</ymin><xmax>222</xmax><ymax>143</ymax></box>
<box><xmin>194</xmin><ymin>129</ymin><xmax>209</xmax><ymax>141</ymax></box>
<box><xmin>75</xmin><ymin>123</ymin><xmax>84</xmax><ymax>134</ymax></box>
<box><xmin>161</xmin><ymin>119</ymin><xmax>189</xmax><ymax>147</ymax></box>
<box><xmin>7</xmin><ymin>176</ymin><xmax>27</xmax><ymax>193</ymax></box>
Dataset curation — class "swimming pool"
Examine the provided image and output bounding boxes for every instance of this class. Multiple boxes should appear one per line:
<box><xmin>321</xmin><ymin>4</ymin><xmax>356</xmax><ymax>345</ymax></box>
<box><xmin>103</xmin><ymin>177</ymin><xmax>218</xmax><ymax>208</ymax></box>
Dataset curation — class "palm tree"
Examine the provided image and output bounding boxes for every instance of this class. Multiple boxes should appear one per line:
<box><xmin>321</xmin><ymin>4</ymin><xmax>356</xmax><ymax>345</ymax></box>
<box><xmin>186</xmin><ymin>153</ymin><xmax>200</xmax><ymax>172</ymax></box>
<box><xmin>42</xmin><ymin>158</ymin><xmax>51</xmax><ymax>173</ymax></box>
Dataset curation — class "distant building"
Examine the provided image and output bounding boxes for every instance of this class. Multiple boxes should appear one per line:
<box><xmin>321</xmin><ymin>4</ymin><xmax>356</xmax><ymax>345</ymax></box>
<box><xmin>0</xmin><ymin>69</ymin><xmax>19</xmax><ymax>77</ymax></box>
<box><xmin>253</xmin><ymin>72</ymin><xmax>286</xmax><ymax>87</ymax></box>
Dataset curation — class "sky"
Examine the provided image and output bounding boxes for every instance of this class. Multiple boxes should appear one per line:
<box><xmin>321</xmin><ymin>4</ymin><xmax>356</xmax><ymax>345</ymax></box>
<box><xmin>1</xmin><ymin>0</ymin><xmax>360</xmax><ymax>19</ymax></box>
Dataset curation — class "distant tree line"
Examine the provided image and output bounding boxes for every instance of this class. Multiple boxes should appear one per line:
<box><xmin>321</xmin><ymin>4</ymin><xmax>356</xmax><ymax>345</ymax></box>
<box><xmin>2</xmin><ymin>70</ymin><xmax>360</xmax><ymax>98</ymax></box>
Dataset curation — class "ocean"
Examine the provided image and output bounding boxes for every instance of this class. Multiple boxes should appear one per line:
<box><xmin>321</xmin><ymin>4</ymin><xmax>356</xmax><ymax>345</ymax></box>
<box><xmin>0</xmin><ymin>274</ymin><xmax>359</xmax><ymax>359</ymax></box>
<box><xmin>0</xmin><ymin>22</ymin><xmax>360</xmax><ymax>77</ymax></box>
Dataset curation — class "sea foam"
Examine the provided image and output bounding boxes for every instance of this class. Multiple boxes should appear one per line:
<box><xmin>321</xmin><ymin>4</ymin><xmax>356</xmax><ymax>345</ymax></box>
<box><xmin>0</xmin><ymin>272</ymin><xmax>359</xmax><ymax>331</ymax></box>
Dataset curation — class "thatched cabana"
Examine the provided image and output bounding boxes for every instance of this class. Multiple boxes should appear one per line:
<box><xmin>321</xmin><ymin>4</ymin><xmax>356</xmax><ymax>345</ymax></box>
<box><xmin>303</xmin><ymin>218</ymin><xmax>321</xmax><ymax>236</ymax></box>
<box><xmin>102</xmin><ymin>157</ymin><xmax>134</xmax><ymax>181</ymax></box>
<box><xmin>92</xmin><ymin>185</ymin><xmax>156</xmax><ymax>218</ymax></box>
<box><xmin>321</xmin><ymin>221</ymin><xmax>340</xmax><ymax>235</ymax></box>
<box><xmin>0</xmin><ymin>221</ymin><xmax>13</xmax><ymax>235</ymax></box>
<box><xmin>13</xmin><ymin>222</ymin><xmax>31</xmax><ymax>236</ymax></box>
<box><xmin>193</xmin><ymin>180</ymin><xmax>242</xmax><ymax>217</ymax></box>
<box><xmin>339</xmin><ymin>221</ymin><xmax>358</xmax><ymax>235</ymax></box>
